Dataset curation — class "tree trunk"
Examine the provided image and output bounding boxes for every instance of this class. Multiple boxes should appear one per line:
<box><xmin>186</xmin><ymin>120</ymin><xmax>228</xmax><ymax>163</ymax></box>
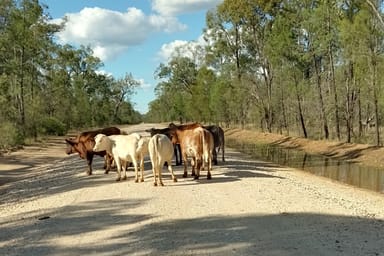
<box><xmin>327</xmin><ymin>4</ymin><xmax>340</xmax><ymax>140</ymax></box>
<box><xmin>294</xmin><ymin>75</ymin><xmax>307</xmax><ymax>138</ymax></box>
<box><xmin>345</xmin><ymin>62</ymin><xmax>355</xmax><ymax>143</ymax></box>
<box><xmin>329</xmin><ymin>47</ymin><xmax>340</xmax><ymax>140</ymax></box>
<box><xmin>313</xmin><ymin>55</ymin><xmax>329</xmax><ymax>139</ymax></box>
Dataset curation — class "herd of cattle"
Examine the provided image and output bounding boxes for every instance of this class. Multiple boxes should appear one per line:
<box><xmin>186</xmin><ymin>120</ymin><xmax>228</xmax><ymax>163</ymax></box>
<box><xmin>65</xmin><ymin>123</ymin><xmax>225</xmax><ymax>186</ymax></box>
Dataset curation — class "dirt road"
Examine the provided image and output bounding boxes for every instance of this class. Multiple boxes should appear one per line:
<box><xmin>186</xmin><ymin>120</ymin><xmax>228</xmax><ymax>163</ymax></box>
<box><xmin>1</xmin><ymin>124</ymin><xmax>384</xmax><ymax>256</ymax></box>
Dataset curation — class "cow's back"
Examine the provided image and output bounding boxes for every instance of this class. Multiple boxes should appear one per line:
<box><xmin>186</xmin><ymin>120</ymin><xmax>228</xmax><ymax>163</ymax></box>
<box><xmin>149</xmin><ymin>134</ymin><xmax>173</xmax><ymax>161</ymax></box>
<box><xmin>109</xmin><ymin>133</ymin><xmax>141</xmax><ymax>159</ymax></box>
<box><xmin>77</xmin><ymin>127</ymin><xmax>121</xmax><ymax>151</ymax></box>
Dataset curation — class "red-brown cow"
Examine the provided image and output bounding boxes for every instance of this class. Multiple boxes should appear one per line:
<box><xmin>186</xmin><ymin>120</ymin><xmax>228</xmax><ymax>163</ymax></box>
<box><xmin>168</xmin><ymin>123</ymin><xmax>214</xmax><ymax>180</ymax></box>
<box><xmin>65</xmin><ymin>126</ymin><xmax>122</xmax><ymax>175</ymax></box>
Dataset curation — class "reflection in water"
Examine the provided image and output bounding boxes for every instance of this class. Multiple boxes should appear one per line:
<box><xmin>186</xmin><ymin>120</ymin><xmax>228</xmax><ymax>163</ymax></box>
<box><xmin>228</xmin><ymin>139</ymin><xmax>384</xmax><ymax>194</ymax></box>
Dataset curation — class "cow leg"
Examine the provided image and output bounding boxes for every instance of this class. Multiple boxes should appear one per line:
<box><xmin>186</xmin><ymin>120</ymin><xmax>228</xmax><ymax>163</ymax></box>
<box><xmin>194</xmin><ymin>158</ymin><xmax>202</xmax><ymax>180</ymax></box>
<box><xmin>132</xmin><ymin>158</ymin><xmax>139</xmax><ymax>183</ymax></box>
<box><xmin>212</xmin><ymin>148</ymin><xmax>218</xmax><ymax>165</ymax></box>
<box><xmin>139</xmin><ymin>154</ymin><xmax>145</xmax><ymax>182</ymax></box>
<box><xmin>178</xmin><ymin>144</ymin><xmax>183</xmax><ymax>165</ymax></box>
<box><xmin>104</xmin><ymin>154</ymin><xmax>112</xmax><ymax>174</ymax></box>
<box><xmin>152</xmin><ymin>166</ymin><xmax>158</xmax><ymax>186</ymax></box>
<box><xmin>86</xmin><ymin>153</ymin><xmax>94</xmax><ymax>175</ymax></box>
<box><xmin>182</xmin><ymin>155</ymin><xmax>188</xmax><ymax>178</ymax></box>
<box><xmin>120</xmin><ymin>159</ymin><xmax>128</xmax><ymax>180</ymax></box>
<box><xmin>158</xmin><ymin>164</ymin><xmax>164</xmax><ymax>186</ymax></box>
<box><xmin>191</xmin><ymin>157</ymin><xmax>196</xmax><ymax>177</ymax></box>
<box><xmin>174</xmin><ymin>144</ymin><xmax>182</xmax><ymax>165</ymax></box>
<box><xmin>167</xmin><ymin>159</ymin><xmax>177</xmax><ymax>182</ymax></box>
<box><xmin>207</xmin><ymin>156</ymin><xmax>212</xmax><ymax>179</ymax></box>
<box><xmin>222</xmin><ymin>143</ymin><xmax>225</xmax><ymax>162</ymax></box>
<box><xmin>115</xmin><ymin>157</ymin><xmax>122</xmax><ymax>181</ymax></box>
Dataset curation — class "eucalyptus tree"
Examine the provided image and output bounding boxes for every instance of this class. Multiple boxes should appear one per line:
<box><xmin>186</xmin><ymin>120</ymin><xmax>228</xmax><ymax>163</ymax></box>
<box><xmin>205</xmin><ymin>0</ymin><xmax>253</xmax><ymax>128</ymax></box>
<box><xmin>338</xmin><ymin>1</ymin><xmax>366</xmax><ymax>142</ymax></box>
<box><xmin>311</xmin><ymin>0</ymin><xmax>342</xmax><ymax>140</ymax></box>
<box><xmin>205</xmin><ymin>0</ymin><xmax>285</xmax><ymax>130</ymax></box>
<box><xmin>0</xmin><ymin>0</ymin><xmax>62</xmax><ymax>138</ymax></box>
<box><xmin>110</xmin><ymin>73</ymin><xmax>140</xmax><ymax>124</ymax></box>
<box><xmin>354</xmin><ymin>1</ymin><xmax>384</xmax><ymax>145</ymax></box>
<box><xmin>154</xmin><ymin>56</ymin><xmax>199</xmax><ymax>122</ymax></box>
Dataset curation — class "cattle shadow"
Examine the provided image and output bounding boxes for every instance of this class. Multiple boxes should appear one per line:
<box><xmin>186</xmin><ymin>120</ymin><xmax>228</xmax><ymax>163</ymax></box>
<box><xmin>1</xmin><ymin>198</ymin><xmax>383</xmax><ymax>256</ymax></box>
<box><xmin>162</xmin><ymin>148</ymin><xmax>286</xmax><ymax>186</ymax></box>
<box><xmin>0</xmin><ymin>155</ymin><xmax>125</xmax><ymax>205</ymax></box>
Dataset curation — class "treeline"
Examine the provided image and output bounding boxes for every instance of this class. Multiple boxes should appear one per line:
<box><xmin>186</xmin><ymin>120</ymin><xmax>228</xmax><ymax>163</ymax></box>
<box><xmin>145</xmin><ymin>0</ymin><xmax>384</xmax><ymax>145</ymax></box>
<box><xmin>0</xmin><ymin>0</ymin><xmax>141</xmax><ymax>148</ymax></box>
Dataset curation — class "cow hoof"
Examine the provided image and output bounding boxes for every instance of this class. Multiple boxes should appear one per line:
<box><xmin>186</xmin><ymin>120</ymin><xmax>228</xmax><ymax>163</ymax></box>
<box><xmin>140</xmin><ymin>178</ymin><xmax>144</xmax><ymax>182</ymax></box>
<box><xmin>160</xmin><ymin>182</ymin><xmax>164</xmax><ymax>186</ymax></box>
<box><xmin>191</xmin><ymin>172</ymin><xmax>196</xmax><ymax>176</ymax></box>
<box><xmin>182</xmin><ymin>173</ymin><xmax>187</xmax><ymax>178</ymax></box>
<box><xmin>173</xmin><ymin>178</ymin><xmax>178</xmax><ymax>182</ymax></box>
<box><xmin>86</xmin><ymin>172</ymin><xmax>92</xmax><ymax>176</ymax></box>
<box><xmin>153</xmin><ymin>182</ymin><xmax>158</xmax><ymax>186</ymax></box>
<box><xmin>135</xmin><ymin>179</ymin><xmax>139</xmax><ymax>183</ymax></box>
<box><xmin>115</xmin><ymin>178</ymin><xmax>121</xmax><ymax>182</ymax></box>
<box><xmin>121</xmin><ymin>176</ymin><xmax>127</xmax><ymax>181</ymax></box>
<box><xmin>194</xmin><ymin>176</ymin><xmax>199</xmax><ymax>180</ymax></box>
<box><xmin>207</xmin><ymin>175</ymin><xmax>212</xmax><ymax>180</ymax></box>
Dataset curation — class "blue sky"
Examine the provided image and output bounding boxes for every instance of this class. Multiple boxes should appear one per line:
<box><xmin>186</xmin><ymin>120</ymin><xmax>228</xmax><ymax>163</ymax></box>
<box><xmin>41</xmin><ymin>0</ymin><xmax>222</xmax><ymax>114</ymax></box>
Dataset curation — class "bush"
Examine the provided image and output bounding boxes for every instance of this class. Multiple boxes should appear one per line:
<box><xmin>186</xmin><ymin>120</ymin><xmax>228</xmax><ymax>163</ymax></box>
<box><xmin>0</xmin><ymin>122</ymin><xmax>24</xmax><ymax>149</ymax></box>
<box><xmin>40</xmin><ymin>117</ymin><xmax>66</xmax><ymax>136</ymax></box>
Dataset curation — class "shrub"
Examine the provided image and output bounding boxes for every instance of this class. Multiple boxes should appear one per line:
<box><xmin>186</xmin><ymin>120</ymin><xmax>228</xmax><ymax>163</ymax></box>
<box><xmin>0</xmin><ymin>122</ymin><xmax>24</xmax><ymax>149</ymax></box>
<box><xmin>40</xmin><ymin>117</ymin><xmax>66</xmax><ymax>136</ymax></box>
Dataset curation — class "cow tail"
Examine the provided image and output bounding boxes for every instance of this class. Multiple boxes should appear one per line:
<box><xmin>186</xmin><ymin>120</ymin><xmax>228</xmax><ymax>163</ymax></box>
<box><xmin>153</xmin><ymin>135</ymin><xmax>160</xmax><ymax>168</ymax></box>
<box><xmin>200</xmin><ymin>129</ymin><xmax>206</xmax><ymax>165</ymax></box>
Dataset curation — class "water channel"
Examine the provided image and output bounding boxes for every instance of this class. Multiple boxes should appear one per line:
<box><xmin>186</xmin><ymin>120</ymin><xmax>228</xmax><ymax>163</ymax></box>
<box><xmin>227</xmin><ymin>138</ymin><xmax>384</xmax><ymax>194</ymax></box>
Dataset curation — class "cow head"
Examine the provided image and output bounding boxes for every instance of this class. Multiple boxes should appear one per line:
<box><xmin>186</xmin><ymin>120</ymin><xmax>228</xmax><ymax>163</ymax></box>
<box><xmin>65</xmin><ymin>138</ymin><xmax>77</xmax><ymax>155</ymax></box>
<box><xmin>65</xmin><ymin>138</ymin><xmax>87</xmax><ymax>159</ymax></box>
<box><xmin>93</xmin><ymin>133</ymin><xmax>107</xmax><ymax>152</ymax></box>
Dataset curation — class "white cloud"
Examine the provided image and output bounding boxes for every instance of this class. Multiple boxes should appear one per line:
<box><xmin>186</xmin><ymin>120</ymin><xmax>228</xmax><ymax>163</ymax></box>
<box><xmin>152</xmin><ymin>0</ymin><xmax>222</xmax><ymax>16</ymax></box>
<box><xmin>137</xmin><ymin>78</ymin><xmax>153</xmax><ymax>90</ymax></box>
<box><xmin>52</xmin><ymin>7</ymin><xmax>186</xmax><ymax>61</ymax></box>
<box><xmin>157</xmin><ymin>34</ymin><xmax>207</xmax><ymax>63</ymax></box>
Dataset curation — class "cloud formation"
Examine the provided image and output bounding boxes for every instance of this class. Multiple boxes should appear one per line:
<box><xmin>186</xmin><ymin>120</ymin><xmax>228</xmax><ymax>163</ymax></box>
<box><xmin>157</xmin><ymin>35</ymin><xmax>207</xmax><ymax>63</ymax></box>
<box><xmin>152</xmin><ymin>0</ymin><xmax>221</xmax><ymax>16</ymax></box>
<box><xmin>53</xmin><ymin>7</ymin><xmax>186</xmax><ymax>61</ymax></box>
<box><xmin>52</xmin><ymin>1</ymin><xmax>222</xmax><ymax>62</ymax></box>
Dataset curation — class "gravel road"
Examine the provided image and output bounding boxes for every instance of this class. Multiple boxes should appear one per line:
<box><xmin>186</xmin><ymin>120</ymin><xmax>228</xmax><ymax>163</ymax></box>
<box><xmin>1</xmin><ymin>123</ymin><xmax>384</xmax><ymax>256</ymax></box>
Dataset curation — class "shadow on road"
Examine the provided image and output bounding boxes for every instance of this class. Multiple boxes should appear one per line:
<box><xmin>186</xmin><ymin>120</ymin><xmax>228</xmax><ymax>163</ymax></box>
<box><xmin>1</xmin><ymin>201</ymin><xmax>383</xmax><ymax>255</ymax></box>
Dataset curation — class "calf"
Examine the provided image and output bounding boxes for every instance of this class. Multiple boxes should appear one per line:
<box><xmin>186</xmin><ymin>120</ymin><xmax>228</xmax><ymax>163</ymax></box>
<box><xmin>93</xmin><ymin>133</ymin><xmax>147</xmax><ymax>182</ymax></box>
<box><xmin>148</xmin><ymin>134</ymin><xmax>178</xmax><ymax>186</ymax></box>
<box><xmin>65</xmin><ymin>126</ymin><xmax>121</xmax><ymax>175</ymax></box>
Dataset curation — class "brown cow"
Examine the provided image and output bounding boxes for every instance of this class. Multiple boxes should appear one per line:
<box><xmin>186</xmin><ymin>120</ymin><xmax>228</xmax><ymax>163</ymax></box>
<box><xmin>65</xmin><ymin>126</ymin><xmax>122</xmax><ymax>175</ymax></box>
<box><xmin>168</xmin><ymin>123</ymin><xmax>214</xmax><ymax>179</ymax></box>
<box><xmin>168</xmin><ymin>123</ymin><xmax>225</xmax><ymax>165</ymax></box>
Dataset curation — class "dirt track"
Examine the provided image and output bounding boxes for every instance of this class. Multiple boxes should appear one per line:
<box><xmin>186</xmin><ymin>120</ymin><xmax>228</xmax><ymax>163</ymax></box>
<box><xmin>1</xmin><ymin>123</ymin><xmax>384</xmax><ymax>256</ymax></box>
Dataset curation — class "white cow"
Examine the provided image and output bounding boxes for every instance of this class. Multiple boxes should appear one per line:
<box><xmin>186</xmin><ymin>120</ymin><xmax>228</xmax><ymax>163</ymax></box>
<box><xmin>148</xmin><ymin>134</ymin><xmax>178</xmax><ymax>186</ymax></box>
<box><xmin>93</xmin><ymin>133</ymin><xmax>148</xmax><ymax>182</ymax></box>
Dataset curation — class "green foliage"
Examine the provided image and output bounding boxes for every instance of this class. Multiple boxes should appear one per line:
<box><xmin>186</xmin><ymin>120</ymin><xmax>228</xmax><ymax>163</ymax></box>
<box><xmin>40</xmin><ymin>117</ymin><xmax>66</xmax><ymax>136</ymax></box>
<box><xmin>0</xmin><ymin>122</ymin><xmax>24</xmax><ymax>149</ymax></box>
<box><xmin>147</xmin><ymin>0</ymin><xmax>384</xmax><ymax>144</ymax></box>
<box><xmin>0</xmin><ymin>0</ymin><xmax>142</xmax><ymax>146</ymax></box>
